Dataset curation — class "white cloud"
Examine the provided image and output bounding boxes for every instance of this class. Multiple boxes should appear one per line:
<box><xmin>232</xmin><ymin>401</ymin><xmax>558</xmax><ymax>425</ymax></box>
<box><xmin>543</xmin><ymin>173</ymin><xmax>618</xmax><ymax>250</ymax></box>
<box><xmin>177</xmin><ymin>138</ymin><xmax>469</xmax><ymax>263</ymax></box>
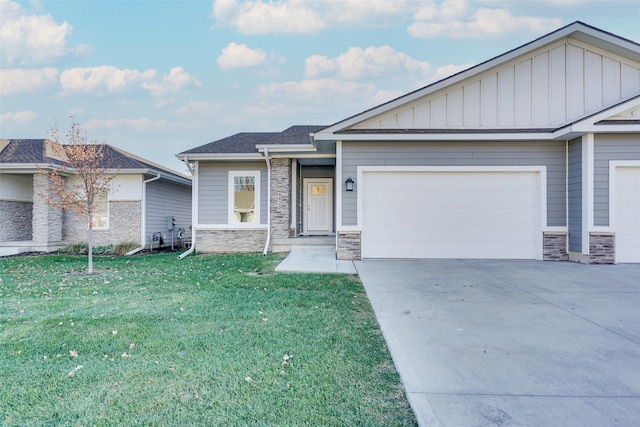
<box><xmin>211</xmin><ymin>0</ymin><xmax>410</xmax><ymax>34</ymax></box>
<box><xmin>59</xmin><ymin>65</ymin><xmax>199</xmax><ymax>98</ymax></box>
<box><xmin>0</xmin><ymin>0</ymin><xmax>89</xmax><ymax>66</ymax></box>
<box><xmin>306</xmin><ymin>46</ymin><xmax>432</xmax><ymax>80</ymax></box>
<box><xmin>323</xmin><ymin>0</ymin><xmax>409</xmax><ymax>27</ymax></box>
<box><xmin>212</xmin><ymin>0</ymin><xmax>325</xmax><ymax>35</ymax></box>
<box><xmin>60</xmin><ymin>66</ymin><xmax>156</xmax><ymax>93</ymax></box>
<box><xmin>409</xmin><ymin>0</ymin><xmax>562</xmax><ymax>39</ymax></box>
<box><xmin>0</xmin><ymin>110</ymin><xmax>37</xmax><ymax>125</ymax></box>
<box><xmin>258</xmin><ymin>78</ymin><xmax>374</xmax><ymax>104</ymax></box>
<box><xmin>0</xmin><ymin>67</ymin><xmax>58</xmax><ymax>95</ymax></box>
<box><xmin>217</xmin><ymin>42</ymin><xmax>267</xmax><ymax>69</ymax></box>
<box><xmin>141</xmin><ymin>67</ymin><xmax>201</xmax><ymax>97</ymax></box>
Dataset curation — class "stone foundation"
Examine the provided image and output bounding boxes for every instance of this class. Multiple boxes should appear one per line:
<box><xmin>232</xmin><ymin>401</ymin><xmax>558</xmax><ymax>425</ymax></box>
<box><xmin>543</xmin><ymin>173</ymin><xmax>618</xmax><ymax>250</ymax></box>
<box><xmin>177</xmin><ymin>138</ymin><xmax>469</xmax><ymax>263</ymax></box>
<box><xmin>63</xmin><ymin>201</ymin><xmax>141</xmax><ymax>246</ymax></box>
<box><xmin>543</xmin><ymin>232</ymin><xmax>568</xmax><ymax>261</ymax></box>
<box><xmin>196</xmin><ymin>229</ymin><xmax>267</xmax><ymax>253</ymax></box>
<box><xmin>32</xmin><ymin>174</ymin><xmax>63</xmax><ymax>245</ymax></box>
<box><xmin>0</xmin><ymin>200</ymin><xmax>32</xmax><ymax>241</ymax></box>
<box><xmin>588</xmin><ymin>232</ymin><xmax>615</xmax><ymax>264</ymax></box>
<box><xmin>568</xmin><ymin>233</ymin><xmax>616</xmax><ymax>264</ymax></box>
<box><xmin>337</xmin><ymin>231</ymin><xmax>361</xmax><ymax>260</ymax></box>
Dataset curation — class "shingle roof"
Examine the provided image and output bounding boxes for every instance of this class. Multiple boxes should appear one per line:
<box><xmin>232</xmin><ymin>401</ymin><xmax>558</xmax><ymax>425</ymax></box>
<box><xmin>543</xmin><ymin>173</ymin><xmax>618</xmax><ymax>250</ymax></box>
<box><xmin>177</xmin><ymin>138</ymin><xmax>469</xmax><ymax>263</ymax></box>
<box><xmin>0</xmin><ymin>139</ymin><xmax>190</xmax><ymax>183</ymax></box>
<box><xmin>0</xmin><ymin>139</ymin><xmax>68</xmax><ymax>165</ymax></box>
<box><xmin>179</xmin><ymin>125</ymin><xmax>326</xmax><ymax>155</ymax></box>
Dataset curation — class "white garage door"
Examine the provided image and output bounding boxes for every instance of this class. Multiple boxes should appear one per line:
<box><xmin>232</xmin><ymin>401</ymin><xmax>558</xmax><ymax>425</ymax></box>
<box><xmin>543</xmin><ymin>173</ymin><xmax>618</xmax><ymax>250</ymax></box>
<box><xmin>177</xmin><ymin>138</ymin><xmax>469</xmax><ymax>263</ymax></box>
<box><xmin>615</xmin><ymin>166</ymin><xmax>640</xmax><ymax>263</ymax></box>
<box><xmin>361</xmin><ymin>171</ymin><xmax>541</xmax><ymax>259</ymax></box>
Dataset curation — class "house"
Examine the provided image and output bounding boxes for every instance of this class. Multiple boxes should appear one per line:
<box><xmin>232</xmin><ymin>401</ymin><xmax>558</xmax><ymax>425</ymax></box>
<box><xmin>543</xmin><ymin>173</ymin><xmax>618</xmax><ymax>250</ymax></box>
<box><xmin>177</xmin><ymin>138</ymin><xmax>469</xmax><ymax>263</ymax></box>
<box><xmin>0</xmin><ymin>139</ymin><xmax>192</xmax><ymax>255</ymax></box>
<box><xmin>178</xmin><ymin>21</ymin><xmax>640</xmax><ymax>264</ymax></box>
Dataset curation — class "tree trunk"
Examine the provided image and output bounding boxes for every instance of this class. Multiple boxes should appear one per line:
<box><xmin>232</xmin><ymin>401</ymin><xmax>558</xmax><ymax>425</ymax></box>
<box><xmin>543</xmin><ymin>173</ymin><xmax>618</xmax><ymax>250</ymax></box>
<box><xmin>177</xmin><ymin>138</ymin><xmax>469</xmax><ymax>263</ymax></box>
<box><xmin>87</xmin><ymin>216</ymin><xmax>94</xmax><ymax>274</ymax></box>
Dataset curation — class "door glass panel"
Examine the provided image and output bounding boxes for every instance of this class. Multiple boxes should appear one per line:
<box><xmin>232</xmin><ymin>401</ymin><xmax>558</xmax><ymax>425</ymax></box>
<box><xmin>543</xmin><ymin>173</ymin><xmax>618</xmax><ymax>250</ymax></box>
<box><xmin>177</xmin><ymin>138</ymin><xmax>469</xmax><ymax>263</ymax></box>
<box><xmin>311</xmin><ymin>185</ymin><xmax>324</xmax><ymax>195</ymax></box>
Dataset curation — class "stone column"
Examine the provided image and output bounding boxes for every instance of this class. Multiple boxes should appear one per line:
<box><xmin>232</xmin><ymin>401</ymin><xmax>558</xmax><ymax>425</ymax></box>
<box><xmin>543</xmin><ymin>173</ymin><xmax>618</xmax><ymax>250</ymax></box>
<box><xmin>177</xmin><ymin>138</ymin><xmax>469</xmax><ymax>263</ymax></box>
<box><xmin>32</xmin><ymin>173</ymin><xmax>63</xmax><ymax>246</ymax></box>
<box><xmin>270</xmin><ymin>158</ymin><xmax>293</xmax><ymax>239</ymax></box>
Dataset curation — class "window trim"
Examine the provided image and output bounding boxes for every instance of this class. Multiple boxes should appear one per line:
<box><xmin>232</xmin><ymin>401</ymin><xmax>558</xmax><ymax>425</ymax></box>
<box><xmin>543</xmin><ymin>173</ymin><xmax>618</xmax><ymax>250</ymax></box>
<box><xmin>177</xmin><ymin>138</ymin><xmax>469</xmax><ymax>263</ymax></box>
<box><xmin>91</xmin><ymin>193</ymin><xmax>109</xmax><ymax>230</ymax></box>
<box><xmin>228</xmin><ymin>171</ymin><xmax>261</xmax><ymax>226</ymax></box>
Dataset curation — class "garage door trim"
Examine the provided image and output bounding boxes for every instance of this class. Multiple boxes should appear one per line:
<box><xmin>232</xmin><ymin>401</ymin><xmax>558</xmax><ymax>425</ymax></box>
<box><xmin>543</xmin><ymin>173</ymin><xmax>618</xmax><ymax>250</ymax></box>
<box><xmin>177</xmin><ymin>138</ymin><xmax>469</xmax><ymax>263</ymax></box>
<box><xmin>357</xmin><ymin>166</ymin><xmax>548</xmax><ymax>260</ymax></box>
<box><xmin>609</xmin><ymin>160</ymin><xmax>640</xmax><ymax>263</ymax></box>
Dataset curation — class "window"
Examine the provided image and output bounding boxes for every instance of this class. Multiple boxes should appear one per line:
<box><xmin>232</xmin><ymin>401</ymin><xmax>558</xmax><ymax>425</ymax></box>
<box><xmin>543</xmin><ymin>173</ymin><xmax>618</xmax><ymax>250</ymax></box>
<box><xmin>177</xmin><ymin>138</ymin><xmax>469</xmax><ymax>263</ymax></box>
<box><xmin>92</xmin><ymin>192</ymin><xmax>109</xmax><ymax>229</ymax></box>
<box><xmin>229</xmin><ymin>171</ymin><xmax>260</xmax><ymax>225</ymax></box>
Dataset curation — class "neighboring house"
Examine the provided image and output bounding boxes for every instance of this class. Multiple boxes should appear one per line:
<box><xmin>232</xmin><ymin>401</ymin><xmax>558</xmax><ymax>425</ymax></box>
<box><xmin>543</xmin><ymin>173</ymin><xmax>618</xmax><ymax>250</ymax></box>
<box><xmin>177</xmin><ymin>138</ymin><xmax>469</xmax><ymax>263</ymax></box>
<box><xmin>179</xmin><ymin>21</ymin><xmax>640</xmax><ymax>264</ymax></box>
<box><xmin>0</xmin><ymin>139</ymin><xmax>192</xmax><ymax>255</ymax></box>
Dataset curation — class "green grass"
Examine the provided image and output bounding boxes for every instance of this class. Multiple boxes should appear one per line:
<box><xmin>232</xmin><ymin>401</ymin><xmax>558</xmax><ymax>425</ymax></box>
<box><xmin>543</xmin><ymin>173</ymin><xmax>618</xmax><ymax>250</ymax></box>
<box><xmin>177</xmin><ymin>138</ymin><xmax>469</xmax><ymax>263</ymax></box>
<box><xmin>0</xmin><ymin>253</ymin><xmax>417</xmax><ymax>426</ymax></box>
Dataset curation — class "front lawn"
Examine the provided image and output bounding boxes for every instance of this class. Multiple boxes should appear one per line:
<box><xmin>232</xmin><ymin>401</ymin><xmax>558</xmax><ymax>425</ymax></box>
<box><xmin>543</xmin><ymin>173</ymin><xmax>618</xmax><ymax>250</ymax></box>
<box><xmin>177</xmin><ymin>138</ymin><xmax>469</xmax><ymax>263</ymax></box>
<box><xmin>0</xmin><ymin>253</ymin><xmax>416</xmax><ymax>426</ymax></box>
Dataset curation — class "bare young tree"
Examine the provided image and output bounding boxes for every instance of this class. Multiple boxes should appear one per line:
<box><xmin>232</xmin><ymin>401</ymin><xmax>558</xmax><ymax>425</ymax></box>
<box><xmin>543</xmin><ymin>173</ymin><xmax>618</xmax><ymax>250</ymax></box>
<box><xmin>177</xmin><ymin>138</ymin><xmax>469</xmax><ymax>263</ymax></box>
<box><xmin>39</xmin><ymin>120</ymin><xmax>118</xmax><ymax>274</ymax></box>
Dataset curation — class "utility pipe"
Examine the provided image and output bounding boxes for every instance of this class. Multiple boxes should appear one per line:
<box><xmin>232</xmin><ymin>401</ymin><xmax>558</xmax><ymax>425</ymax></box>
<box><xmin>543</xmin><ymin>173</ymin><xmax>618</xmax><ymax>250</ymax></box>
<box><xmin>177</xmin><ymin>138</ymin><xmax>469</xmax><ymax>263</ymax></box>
<box><xmin>126</xmin><ymin>173</ymin><xmax>161</xmax><ymax>255</ymax></box>
<box><xmin>262</xmin><ymin>147</ymin><xmax>271</xmax><ymax>256</ymax></box>
<box><xmin>178</xmin><ymin>158</ymin><xmax>196</xmax><ymax>260</ymax></box>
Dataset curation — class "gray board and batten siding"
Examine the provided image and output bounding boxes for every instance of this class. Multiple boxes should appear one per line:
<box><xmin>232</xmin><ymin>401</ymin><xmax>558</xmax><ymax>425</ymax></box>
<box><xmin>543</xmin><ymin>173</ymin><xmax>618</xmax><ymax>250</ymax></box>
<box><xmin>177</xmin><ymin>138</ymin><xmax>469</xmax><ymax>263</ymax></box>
<box><xmin>594</xmin><ymin>134</ymin><xmax>640</xmax><ymax>226</ymax></box>
<box><xmin>146</xmin><ymin>180</ymin><xmax>192</xmax><ymax>237</ymax></box>
<box><xmin>568</xmin><ymin>138</ymin><xmax>583</xmax><ymax>252</ymax></box>
<box><xmin>341</xmin><ymin>141</ymin><xmax>567</xmax><ymax>227</ymax></box>
<box><xmin>197</xmin><ymin>162</ymin><xmax>268</xmax><ymax>225</ymax></box>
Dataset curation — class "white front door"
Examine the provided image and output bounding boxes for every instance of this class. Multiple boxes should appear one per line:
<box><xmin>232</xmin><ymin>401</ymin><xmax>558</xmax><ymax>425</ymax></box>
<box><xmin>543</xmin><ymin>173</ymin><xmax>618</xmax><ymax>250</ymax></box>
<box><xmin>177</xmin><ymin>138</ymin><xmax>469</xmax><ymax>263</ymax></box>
<box><xmin>304</xmin><ymin>179</ymin><xmax>333</xmax><ymax>234</ymax></box>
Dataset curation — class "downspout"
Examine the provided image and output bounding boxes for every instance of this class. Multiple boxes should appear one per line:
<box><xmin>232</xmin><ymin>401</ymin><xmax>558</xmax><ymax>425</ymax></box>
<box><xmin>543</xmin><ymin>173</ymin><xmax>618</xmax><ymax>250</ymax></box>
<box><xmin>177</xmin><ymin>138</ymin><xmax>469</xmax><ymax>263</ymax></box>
<box><xmin>178</xmin><ymin>158</ymin><xmax>196</xmax><ymax>260</ymax></box>
<box><xmin>262</xmin><ymin>147</ymin><xmax>271</xmax><ymax>256</ymax></box>
<box><xmin>126</xmin><ymin>172</ymin><xmax>161</xmax><ymax>255</ymax></box>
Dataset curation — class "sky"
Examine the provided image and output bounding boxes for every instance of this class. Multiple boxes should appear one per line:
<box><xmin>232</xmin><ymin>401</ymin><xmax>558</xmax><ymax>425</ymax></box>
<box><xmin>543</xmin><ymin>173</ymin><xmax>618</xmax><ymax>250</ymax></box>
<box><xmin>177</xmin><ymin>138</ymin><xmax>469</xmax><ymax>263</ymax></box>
<box><xmin>1</xmin><ymin>0</ymin><xmax>639</xmax><ymax>173</ymax></box>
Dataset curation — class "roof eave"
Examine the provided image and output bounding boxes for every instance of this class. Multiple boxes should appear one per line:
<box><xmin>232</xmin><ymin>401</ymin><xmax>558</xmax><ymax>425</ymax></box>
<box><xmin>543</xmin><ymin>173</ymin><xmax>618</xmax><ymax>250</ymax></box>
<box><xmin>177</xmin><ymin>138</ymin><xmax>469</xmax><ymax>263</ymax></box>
<box><xmin>176</xmin><ymin>152</ymin><xmax>264</xmax><ymax>161</ymax></box>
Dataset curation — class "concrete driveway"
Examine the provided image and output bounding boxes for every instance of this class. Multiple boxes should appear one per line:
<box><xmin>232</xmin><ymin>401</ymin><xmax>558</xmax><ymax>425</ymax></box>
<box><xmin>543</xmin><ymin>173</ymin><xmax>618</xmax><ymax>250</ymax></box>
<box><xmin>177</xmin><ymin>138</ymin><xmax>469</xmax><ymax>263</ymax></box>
<box><xmin>355</xmin><ymin>259</ymin><xmax>640</xmax><ymax>426</ymax></box>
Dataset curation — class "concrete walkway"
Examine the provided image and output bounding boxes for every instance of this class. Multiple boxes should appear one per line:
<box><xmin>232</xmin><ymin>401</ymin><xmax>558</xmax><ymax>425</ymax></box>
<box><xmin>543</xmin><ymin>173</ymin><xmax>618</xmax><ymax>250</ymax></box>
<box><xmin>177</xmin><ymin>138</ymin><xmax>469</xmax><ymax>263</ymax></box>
<box><xmin>274</xmin><ymin>245</ymin><xmax>357</xmax><ymax>274</ymax></box>
<box><xmin>355</xmin><ymin>259</ymin><xmax>640</xmax><ymax>427</ymax></box>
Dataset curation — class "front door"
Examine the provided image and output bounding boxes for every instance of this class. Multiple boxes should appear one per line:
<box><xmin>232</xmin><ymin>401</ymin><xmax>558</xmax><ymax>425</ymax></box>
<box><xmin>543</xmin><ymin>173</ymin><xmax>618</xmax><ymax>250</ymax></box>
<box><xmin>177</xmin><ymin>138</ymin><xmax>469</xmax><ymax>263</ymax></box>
<box><xmin>303</xmin><ymin>178</ymin><xmax>333</xmax><ymax>235</ymax></box>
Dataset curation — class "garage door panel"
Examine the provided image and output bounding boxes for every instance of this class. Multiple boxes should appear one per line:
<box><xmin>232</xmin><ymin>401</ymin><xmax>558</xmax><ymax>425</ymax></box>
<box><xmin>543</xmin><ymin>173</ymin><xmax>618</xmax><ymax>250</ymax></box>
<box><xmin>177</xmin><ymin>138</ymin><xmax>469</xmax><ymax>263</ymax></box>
<box><xmin>615</xmin><ymin>166</ymin><xmax>640</xmax><ymax>263</ymax></box>
<box><xmin>362</xmin><ymin>171</ymin><xmax>540</xmax><ymax>259</ymax></box>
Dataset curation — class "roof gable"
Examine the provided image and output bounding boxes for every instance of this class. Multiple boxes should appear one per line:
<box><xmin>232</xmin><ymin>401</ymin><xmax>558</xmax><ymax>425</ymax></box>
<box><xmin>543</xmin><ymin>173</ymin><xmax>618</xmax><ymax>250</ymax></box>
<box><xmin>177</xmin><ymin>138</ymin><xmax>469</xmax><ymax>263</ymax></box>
<box><xmin>316</xmin><ymin>21</ymin><xmax>640</xmax><ymax>138</ymax></box>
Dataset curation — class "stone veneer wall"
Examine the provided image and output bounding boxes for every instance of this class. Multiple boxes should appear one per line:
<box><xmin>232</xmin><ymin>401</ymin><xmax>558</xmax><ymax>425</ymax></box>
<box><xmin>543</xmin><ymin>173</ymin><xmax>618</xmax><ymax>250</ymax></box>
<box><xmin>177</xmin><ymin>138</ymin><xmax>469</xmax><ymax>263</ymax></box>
<box><xmin>196</xmin><ymin>229</ymin><xmax>267</xmax><ymax>253</ymax></box>
<box><xmin>63</xmin><ymin>201</ymin><xmax>141</xmax><ymax>246</ymax></box>
<box><xmin>337</xmin><ymin>231</ymin><xmax>361</xmax><ymax>260</ymax></box>
<box><xmin>588</xmin><ymin>233</ymin><xmax>615</xmax><ymax>264</ymax></box>
<box><xmin>543</xmin><ymin>232</ymin><xmax>568</xmax><ymax>261</ymax></box>
<box><xmin>0</xmin><ymin>200</ymin><xmax>32</xmax><ymax>241</ymax></box>
<box><xmin>32</xmin><ymin>173</ymin><xmax>63</xmax><ymax>245</ymax></box>
<box><xmin>270</xmin><ymin>158</ymin><xmax>293</xmax><ymax>239</ymax></box>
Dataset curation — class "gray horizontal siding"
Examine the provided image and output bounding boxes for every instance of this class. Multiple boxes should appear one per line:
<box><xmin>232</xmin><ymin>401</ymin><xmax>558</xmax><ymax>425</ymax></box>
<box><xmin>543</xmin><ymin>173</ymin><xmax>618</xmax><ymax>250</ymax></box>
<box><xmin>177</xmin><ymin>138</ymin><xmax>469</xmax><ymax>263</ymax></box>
<box><xmin>568</xmin><ymin>138</ymin><xmax>582</xmax><ymax>252</ymax></box>
<box><xmin>594</xmin><ymin>134</ymin><xmax>640</xmax><ymax>226</ymax></box>
<box><xmin>197</xmin><ymin>161</ymin><xmax>267</xmax><ymax>225</ymax></box>
<box><xmin>146</xmin><ymin>180</ymin><xmax>192</xmax><ymax>238</ymax></box>
<box><xmin>342</xmin><ymin>141</ymin><xmax>567</xmax><ymax>227</ymax></box>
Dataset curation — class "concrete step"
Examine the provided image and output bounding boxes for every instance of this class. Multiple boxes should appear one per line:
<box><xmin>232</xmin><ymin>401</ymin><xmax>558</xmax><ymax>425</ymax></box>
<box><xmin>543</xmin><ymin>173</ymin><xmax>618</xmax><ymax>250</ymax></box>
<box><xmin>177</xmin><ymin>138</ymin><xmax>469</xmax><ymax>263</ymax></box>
<box><xmin>272</xmin><ymin>236</ymin><xmax>336</xmax><ymax>253</ymax></box>
<box><xmin>290</xmin><ymin>244</ymin><xmax>335</xmax><ymax>253</ymax></box>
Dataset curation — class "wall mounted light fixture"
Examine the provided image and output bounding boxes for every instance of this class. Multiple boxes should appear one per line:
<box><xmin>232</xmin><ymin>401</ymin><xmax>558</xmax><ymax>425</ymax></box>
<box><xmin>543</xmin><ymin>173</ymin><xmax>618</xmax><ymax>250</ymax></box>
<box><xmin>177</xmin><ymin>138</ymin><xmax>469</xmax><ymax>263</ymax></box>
<box><xmin>345</xmin><ymin>177</ymin><xmax>354</xmax><ymax>191</ymax></box>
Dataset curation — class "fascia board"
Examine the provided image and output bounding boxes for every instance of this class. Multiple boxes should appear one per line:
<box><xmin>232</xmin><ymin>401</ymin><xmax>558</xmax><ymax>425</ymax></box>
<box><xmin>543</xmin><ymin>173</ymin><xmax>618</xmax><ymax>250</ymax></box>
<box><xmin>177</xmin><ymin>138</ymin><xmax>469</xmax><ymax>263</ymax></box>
<box><xmin>550</xmin><ymin>97</ymin><xmax>640</xmax><ymax>135</ymax></box>
<box><xmin>0</xmin><ymin>163</ymin><xmax>69</xmax><ymax>174</ymax></box>
<box><xmin>328</xmin><ymin>131</ymin><xmax>559</xmax><ymax>142</ymax></box>
<box><xmin>256</xmin><ymin>144</ymin><xmax>316</xmax><ymax>153</ymax></box>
